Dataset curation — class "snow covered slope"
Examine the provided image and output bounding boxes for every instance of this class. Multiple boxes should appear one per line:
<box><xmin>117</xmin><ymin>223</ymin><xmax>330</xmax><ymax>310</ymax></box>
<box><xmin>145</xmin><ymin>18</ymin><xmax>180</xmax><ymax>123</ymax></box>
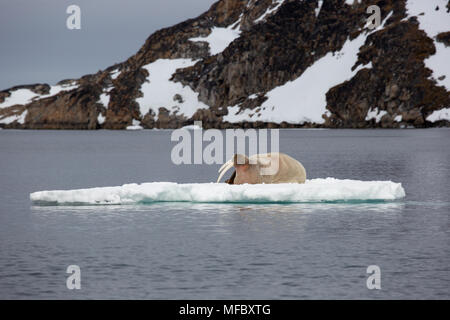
<box><xmin>189</xmin><ymin>18</ymin><xmax>242</xmax><ymax>55</ymax></box>
<box><xmin>406</xmin><ymin>0</ymin><xmax>450</xmax><ymax>90</ymax></box>
<box><xmin>224</xmin><ymin>33</ymin><xmax>372</xmax><ymax>124</ymax></box>
<box><xmin>1</xmin><ymin>0</ymin><xmax>448</xmax><ymax>129</ymax></box>
<box><xmin>136</xmin><ymin>59</ymin><xmax>209</xmax><ymax>120</ymax></box>
<box><xmin>0</xmin><ymin>83</ymin><xmax>78</xmax><ymax>110</ymax></box>
<box><xmin>0</xmin><ymin>82</ymin><xmax>78</xmax><ymax>125</ymax></box>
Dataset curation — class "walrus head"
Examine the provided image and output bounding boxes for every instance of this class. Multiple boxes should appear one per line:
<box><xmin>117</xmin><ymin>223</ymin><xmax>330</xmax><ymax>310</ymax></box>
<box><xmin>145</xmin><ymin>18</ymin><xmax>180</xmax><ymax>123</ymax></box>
<box><xmin>217</xmin><ymin>154</ymin><xmax>273</xmax><ymax>184</ymax></box>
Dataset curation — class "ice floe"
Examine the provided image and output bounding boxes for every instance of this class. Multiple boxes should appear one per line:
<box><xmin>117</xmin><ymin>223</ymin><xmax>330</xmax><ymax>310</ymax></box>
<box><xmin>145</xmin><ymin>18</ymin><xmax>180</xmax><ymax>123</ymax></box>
<box><xmin>30</xmin><ymin>178</ymin><xmax>406</xmax><ymax>206</ymax></box>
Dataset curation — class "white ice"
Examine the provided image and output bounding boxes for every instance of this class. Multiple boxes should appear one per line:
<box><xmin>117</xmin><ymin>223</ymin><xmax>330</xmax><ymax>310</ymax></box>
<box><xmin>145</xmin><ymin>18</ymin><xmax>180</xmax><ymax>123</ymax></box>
<box><xmin>30</xmin><ymin>178</ymin><xmax>406</xmax><ymax>205</ymax></box>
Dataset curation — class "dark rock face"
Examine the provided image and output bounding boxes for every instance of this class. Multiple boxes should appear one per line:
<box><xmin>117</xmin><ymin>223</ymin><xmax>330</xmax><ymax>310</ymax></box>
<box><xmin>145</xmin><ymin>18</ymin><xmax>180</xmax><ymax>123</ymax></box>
<box><xmin>175</xmin><ymin>0</ymin><xmax>365</xmax><ymax>110</ymax></box>
<box><xmin>436</xmin><ymin>31</ymin><xmax>450</xmax><ymax>46</ymax></box>
<box><xmin>25</xmin><ymin>87</ymin><xmax>101</xmax><ymax>130</ymax></box>
<box><xmin>0</xmin><ymin>0</ymin><xmax>448</xmax><ymax>129</ymax></box>
<box><xmin>326</xmin><ymin>17</ymin><xmax>450</xmax><ymax>128</ymax></box>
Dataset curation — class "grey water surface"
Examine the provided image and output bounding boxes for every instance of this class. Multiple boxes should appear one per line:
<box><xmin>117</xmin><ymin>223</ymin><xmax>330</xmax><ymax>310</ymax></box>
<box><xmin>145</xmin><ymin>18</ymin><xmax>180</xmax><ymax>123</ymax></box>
<box><xmin>0</xmin><ymin>129</ymin><xmax>449</xmax><ymax>299</ymax></box>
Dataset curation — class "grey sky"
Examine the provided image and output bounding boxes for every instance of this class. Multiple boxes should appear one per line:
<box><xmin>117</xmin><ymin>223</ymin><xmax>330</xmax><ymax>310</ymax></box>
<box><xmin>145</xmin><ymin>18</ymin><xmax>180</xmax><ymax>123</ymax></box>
<box><xmin>0</xmin><ymin>0</ymin><xmax>216</xmax><ymax>90</ymax></box>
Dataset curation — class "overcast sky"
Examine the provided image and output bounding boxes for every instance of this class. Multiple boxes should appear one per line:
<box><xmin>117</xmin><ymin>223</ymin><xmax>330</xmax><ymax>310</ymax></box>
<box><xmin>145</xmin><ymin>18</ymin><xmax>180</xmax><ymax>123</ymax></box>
<box><xmin>0</xmin><ymin>0</ymin><xmax>217</xmax><ymax>90</ymax></box>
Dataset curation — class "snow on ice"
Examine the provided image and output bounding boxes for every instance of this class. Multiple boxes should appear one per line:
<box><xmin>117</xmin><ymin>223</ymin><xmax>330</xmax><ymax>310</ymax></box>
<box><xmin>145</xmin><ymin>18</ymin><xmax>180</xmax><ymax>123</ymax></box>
<box><xmin>30</xmin><ymin>178</ymin><xmax>406</xmax><ymax>205</ymax></box>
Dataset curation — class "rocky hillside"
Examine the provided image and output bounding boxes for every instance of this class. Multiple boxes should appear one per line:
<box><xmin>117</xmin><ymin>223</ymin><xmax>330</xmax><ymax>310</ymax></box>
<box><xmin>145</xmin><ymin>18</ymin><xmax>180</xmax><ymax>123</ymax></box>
<box><xmin>1</xmin><ymin>0</ymin><xmax>449</xmax><ymax>129</ymax></box>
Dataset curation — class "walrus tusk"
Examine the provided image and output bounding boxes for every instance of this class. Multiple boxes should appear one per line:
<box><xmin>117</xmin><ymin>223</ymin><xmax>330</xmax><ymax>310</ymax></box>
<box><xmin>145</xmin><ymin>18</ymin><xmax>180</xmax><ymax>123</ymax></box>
<box><xmin>218</xmin><ymin>159</ymin><xmax>233</xmax><ymax>174</ymax></box>
<box><xmin>217</xmin><ymin>160</ymin><xmax>233</xmax><ymax>183</ymax></box>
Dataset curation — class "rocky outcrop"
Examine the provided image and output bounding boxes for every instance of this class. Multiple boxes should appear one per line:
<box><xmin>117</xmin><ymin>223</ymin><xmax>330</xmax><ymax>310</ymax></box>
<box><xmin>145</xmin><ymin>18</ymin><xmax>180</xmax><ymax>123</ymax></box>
<box><xmin>325</xmin><ymin>15</ymin><xmax>450</xmax><ymax>128</ymax></box>
<box><xmin>1</xmin><ymin>0</ymin><xmax>449</xmax><ymax>129</ymax></box>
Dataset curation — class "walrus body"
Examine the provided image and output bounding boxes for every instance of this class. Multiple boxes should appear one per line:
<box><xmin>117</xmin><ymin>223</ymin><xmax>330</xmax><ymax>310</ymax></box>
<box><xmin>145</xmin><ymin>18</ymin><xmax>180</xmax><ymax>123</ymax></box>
<box><xmin>218</xmin><ymin>152</ymin><xmax>306</xmax><ymax>184</ymax></box>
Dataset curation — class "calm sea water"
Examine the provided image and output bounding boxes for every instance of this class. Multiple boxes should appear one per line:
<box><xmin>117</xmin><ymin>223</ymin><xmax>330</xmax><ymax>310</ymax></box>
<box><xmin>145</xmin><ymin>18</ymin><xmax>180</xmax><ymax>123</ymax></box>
<box><xmin>0</xmin><ymin>129</ymin><xmax>449</xmax><ymax>299</ymax></box>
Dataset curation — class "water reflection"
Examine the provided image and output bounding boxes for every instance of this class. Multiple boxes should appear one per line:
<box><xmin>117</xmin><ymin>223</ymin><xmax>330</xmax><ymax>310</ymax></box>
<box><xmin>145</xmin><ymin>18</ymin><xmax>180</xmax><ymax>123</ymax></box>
<box><xmin>29</xmin><ymin>201</ymin><xmax>406</xmax><ymax>237</ymax></box>
<box><xmin>31</xmin><ymin>201</ymin><xmax>406</xmax><ymax>216</ymax></box>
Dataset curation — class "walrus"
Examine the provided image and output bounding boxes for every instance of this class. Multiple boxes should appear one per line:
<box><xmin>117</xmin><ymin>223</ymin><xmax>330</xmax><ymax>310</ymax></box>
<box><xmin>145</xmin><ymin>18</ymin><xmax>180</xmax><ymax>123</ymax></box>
<box><xmin>217</xmin><ymin>152</ymin><xmax>306</xmax><ymax>184</ymax></box>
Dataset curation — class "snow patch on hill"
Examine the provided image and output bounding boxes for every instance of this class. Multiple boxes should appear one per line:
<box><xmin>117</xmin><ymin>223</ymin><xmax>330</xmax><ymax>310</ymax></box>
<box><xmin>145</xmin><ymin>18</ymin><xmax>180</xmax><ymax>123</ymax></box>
<box><xmin>126</xmin><ymin>119</ymin><xmax>144</xmax><ymax>130</ymax></box>
<box><xmin>366</xmin><ymin>108</ymin><xmax>388</xmax><ymax>123</ymax></box>
<box><xmin>426</xmin><ymin>108</ymin><xmax>450</xmax><ymax>122</ymax></box>
<box><xmin>97</xmin><ymin>113</ymin><xmax>105</xmax><ymax>125</ymax></box>
<box><xmin>406</xmin><ymin>0</ymin><xmax>450</xmax><ymax>90</ymax></box>
<box><xmin>0</xmin><ymin>89</ymin><xmax>38</xmax><ymax>109</ymax></box>
<box><xmin>96</xmin><ymin>90</ymin><xmax>111</xmax><ymax>125</ymax></box>
<box><xmin>0</xmin><ymin>83</ymin><xmax>78</xmax><ymax>110</ymax></box>
<box><xmin>0</xmin><ymin>83</ymin><xmax>78</xmax><ymax>124</ymax></box>
<box><xmin>110</xmin><ymin>69</ymin><xmax>121</xmax><ymax>80</ymax></box>
<box><xmin>224</xmin><ymin>11</ymin><xmax>402</xmax><ymax>125</ymax></box>
<box><xmin>0</xmin><ymin>110</ymin><xmax>28</xmax><ymax>125</ymax></box>
<box><xmin>98</xmin><ymin>93</ymin><xmax>110</xmax><ymax>108</ymax></box>
<box><xmin>315</xmin><ymin>0</ymin><xmax>323</xmax><ymax>17</ymax></box>
<box><xmin>189</xmin><ymin>17</ymin><xmax>241</xmax><ymax>55</ymax></box>
<box><xmin>255</xmin><ymin>0</ymin><xmax>285</xmax><ymax>23</ymax></box>
<box><xmin>136</xmin><ymin>59</ymin><xmax>209</xmax><ymax>120</ymax></box>
<box><xmin>224</xmin><ymin>33</ymin><xmax>371</xmax><ymax>124</ymax></box>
